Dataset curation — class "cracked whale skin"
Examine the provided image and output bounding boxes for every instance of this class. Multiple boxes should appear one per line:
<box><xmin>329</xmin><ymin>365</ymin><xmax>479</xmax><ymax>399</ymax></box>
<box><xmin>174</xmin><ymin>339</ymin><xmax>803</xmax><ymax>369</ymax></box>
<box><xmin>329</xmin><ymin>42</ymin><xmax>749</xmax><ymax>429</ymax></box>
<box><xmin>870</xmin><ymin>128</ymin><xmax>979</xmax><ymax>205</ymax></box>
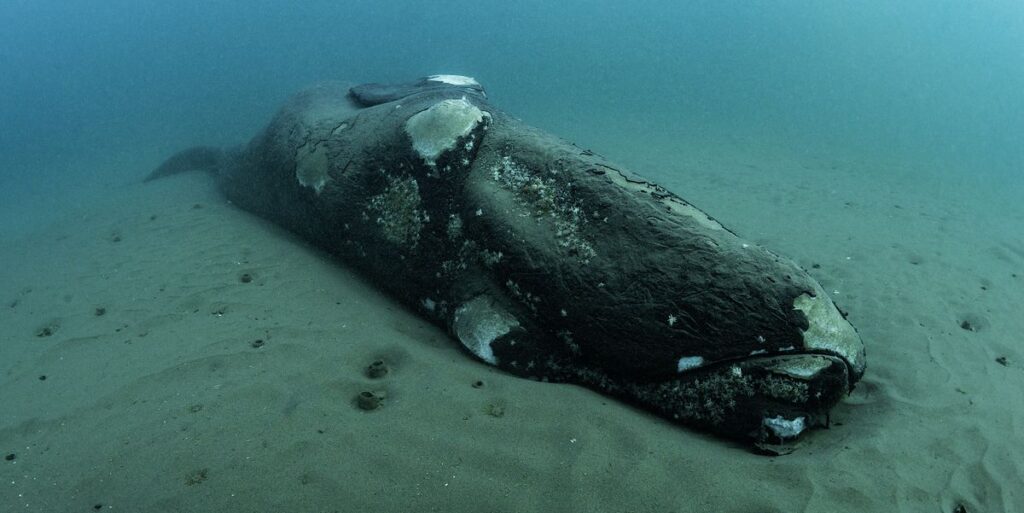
<box><xmin>147</xmin><ymin>76</ymin><xmax>866</xmax><ymax>444</ymax></box>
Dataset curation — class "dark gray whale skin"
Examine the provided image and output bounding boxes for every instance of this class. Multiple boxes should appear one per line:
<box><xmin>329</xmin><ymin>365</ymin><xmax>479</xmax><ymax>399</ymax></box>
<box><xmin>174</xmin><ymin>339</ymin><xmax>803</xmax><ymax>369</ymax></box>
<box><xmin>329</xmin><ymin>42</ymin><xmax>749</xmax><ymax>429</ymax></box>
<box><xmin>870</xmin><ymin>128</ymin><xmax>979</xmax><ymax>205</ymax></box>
<box><xmin>148</xmin><ymin>76</ymin><xmax>866</xmax><ymax>446</ymax></box>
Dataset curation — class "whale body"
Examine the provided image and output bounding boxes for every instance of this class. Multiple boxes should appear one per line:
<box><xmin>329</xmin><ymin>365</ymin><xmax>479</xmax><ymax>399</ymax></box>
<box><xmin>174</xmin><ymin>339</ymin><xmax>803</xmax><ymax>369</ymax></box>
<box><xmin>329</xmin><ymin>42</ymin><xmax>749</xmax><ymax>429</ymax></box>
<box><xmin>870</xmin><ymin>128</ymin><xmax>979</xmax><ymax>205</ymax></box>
<box><xmin>147</xmin><ymin>75</ymin><xmax>866</xmax><ymax>447</ymax></box>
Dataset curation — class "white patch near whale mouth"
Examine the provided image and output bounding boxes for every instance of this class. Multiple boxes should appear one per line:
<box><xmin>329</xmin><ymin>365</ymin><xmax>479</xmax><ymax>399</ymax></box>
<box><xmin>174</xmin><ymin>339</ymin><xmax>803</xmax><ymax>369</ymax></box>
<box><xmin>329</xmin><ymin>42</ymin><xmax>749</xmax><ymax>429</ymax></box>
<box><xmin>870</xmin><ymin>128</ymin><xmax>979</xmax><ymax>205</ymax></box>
<box><xmin>792</xmin><ymin>288</ymin><xmax>865</xmax><ymax>377</ymax></box>
<box><xmin>677</xmin><ymin>356</ymin><xmax>705</xmax><ymax>373</ymax></box>
<box><xmin>404</xmin><ymin>98</ymin><xmax>490</xmax><ymax>167</ymax></box>
<box><xmin>427</xmin><ymin>74</ymin><xmax>480</xmax><ymax>87</ymax></box>
<box><xmin>762</xmin><ymin>415</ymin><xmax>806</xmax><ymax>439</ymax></box>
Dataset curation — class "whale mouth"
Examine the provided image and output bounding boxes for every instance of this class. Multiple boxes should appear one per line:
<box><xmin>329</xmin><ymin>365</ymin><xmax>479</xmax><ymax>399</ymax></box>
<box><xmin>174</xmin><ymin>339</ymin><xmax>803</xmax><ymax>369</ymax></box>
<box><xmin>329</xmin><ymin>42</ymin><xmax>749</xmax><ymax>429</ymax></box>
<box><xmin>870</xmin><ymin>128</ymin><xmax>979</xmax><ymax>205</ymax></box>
<box><xmin>631</xmin><ymin>351</ymin><xmax>852</xmax><ymax>444</ymax></box>
<box><xmin>725</xmin><ymin>351</ymin><xmax>852</xmax><ymax>442</ymax></box>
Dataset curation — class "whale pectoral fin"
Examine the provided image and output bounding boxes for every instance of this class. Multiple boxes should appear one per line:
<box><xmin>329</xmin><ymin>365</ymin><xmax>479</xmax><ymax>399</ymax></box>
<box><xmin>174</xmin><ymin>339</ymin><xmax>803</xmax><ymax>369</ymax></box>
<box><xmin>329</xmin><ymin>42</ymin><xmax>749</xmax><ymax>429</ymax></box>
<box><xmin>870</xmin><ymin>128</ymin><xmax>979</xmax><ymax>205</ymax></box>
<box><xmin>349</xmin><ymin>75</ymin><xmax>486</xmax><ymax>106</ymax></box>
<box><xmin>144</xmin><ymin>146</ymin><xmax>224</xmax><ymax>182</ymax></box>
<box><xmin>452</xmin><ymin>295</ymin><xmax>520</xmax><ymax>367</ymax></box>
<box><xmin>451</xmin><ymin>294</ymin><xmax>568</xmax><ymax>378</ymax></box>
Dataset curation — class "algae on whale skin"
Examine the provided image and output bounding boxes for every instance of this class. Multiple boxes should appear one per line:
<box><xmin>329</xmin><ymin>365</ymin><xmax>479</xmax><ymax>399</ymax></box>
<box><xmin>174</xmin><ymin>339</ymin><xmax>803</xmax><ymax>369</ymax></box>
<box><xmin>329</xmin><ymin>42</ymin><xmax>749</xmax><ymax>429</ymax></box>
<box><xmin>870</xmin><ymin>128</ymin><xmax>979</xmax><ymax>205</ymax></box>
<box><xmin>489</xmin><ymin>155</ymin><xmax>596</xmax><ymax>263</ymax></box>
<box><xmin>366</xmin><ymin>174</ymin><xmax>426</xmax><ymax>247</ymax></box>
<box><xmin>756</xmin><ymin>374</ymin><xmax>810</xmax><ymax>404</ymax></box>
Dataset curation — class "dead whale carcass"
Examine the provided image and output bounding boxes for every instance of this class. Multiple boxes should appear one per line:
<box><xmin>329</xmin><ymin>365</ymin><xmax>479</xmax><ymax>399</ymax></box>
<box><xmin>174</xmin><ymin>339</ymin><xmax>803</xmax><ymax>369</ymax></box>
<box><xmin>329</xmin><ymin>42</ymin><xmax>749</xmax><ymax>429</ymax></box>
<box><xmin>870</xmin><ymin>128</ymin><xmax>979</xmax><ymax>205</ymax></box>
<box><xmin>147</xmin><ymin>75</ymin><xmax>866</xmax><ymax>445</ymax></box>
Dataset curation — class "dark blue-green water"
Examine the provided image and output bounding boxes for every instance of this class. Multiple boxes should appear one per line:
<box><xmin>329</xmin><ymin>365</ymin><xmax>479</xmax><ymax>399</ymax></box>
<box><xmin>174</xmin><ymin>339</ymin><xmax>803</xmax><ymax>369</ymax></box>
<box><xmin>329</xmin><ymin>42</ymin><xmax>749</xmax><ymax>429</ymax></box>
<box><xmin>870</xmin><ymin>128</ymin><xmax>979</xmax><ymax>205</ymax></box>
<box><xmin>2</xmin><ymin>3</ymin><xmax>1024</xmax><ymax>511</ymax></box>
<box><xmin>1</xmin><ymin>0</ymin><xmax>1021</xmax><ymax>229</ymax></box>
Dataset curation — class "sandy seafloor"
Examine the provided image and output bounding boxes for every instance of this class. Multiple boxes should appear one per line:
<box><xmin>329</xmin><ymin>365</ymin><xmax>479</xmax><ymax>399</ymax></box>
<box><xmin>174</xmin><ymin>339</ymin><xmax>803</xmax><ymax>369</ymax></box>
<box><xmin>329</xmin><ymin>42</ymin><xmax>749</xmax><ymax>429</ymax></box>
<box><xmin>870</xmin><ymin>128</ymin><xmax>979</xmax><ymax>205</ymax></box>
<box><xmin>1</xmin><ymin>124</ymin><xmax>1023</xmax><ymax>513</ymax></box>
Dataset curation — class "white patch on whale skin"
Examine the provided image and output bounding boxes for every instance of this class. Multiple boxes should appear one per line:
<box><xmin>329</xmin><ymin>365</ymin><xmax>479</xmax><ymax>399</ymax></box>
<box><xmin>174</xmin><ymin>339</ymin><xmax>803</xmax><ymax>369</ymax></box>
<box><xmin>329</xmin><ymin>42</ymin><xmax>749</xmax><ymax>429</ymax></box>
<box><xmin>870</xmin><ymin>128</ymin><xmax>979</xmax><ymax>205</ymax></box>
<box><xmin>295</xmin><ymin>141</ymin><xmax>330</xmax><ymax>194</ymax></box>
<box><xmin>762</xmin><ymin>415</ymin><xmax>806</xmax><ymax>439</ymax></box>
<box><xmin>792</xmin><ymin>288</ymin><xmax>865</xmax><ymax>376</ymax></box>
<box><xmin>453</xmin><ymin>296</ymin><xmax>519</xmax><ymax>365</ymax></box>
<box><xmin>772</xmin><ymin>356</ymin><xmax>831</xmax><ymax>379</ymax></box>
<box><xmin>677</xmin><ymin>356</ymin><xmax>705</xmax><ymax>373</ymax></box>
<box><xmin>404</xmin><ymin>98</ymin><xmax>490</xmax><ymax>167</ymax></box>
<box><xmin>427</xmin><ymin>74</ymin><xmax>480</xmax><ymax>87</ymax></box>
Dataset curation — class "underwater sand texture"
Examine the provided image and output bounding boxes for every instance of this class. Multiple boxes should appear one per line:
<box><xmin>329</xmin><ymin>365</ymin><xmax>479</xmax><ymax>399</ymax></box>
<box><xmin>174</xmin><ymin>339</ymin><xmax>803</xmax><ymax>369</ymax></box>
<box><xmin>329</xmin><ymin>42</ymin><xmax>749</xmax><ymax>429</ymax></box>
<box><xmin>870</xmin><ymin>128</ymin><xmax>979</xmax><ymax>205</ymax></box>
<box><xmin>1</xmin><ymin>140</ymin><xmax>1022</xmax><ymax>511</ymax></box>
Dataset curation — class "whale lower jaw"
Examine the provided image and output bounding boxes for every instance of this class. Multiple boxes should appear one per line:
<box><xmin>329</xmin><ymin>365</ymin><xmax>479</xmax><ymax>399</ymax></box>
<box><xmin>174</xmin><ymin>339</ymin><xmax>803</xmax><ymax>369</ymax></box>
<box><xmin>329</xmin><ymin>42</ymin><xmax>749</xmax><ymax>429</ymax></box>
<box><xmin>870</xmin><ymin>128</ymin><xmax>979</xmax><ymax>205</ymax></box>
<box><xmin>548</xmin><ymin>352</ymin><xmax>852</xmax><ymax>444</ymax></box>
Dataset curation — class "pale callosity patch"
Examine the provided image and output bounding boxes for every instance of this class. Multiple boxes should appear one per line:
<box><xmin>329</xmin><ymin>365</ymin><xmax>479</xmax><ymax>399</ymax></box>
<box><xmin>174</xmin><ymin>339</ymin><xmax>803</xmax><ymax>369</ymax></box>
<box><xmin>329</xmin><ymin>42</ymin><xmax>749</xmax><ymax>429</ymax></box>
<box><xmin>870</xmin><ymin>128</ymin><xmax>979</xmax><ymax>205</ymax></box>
<box><xmin>295</xmin><ymin>122</ymin><xmax>350</xmax><ymax>194</ymax></box>
<box><xmin>453</xmin><ymin>296</ymin><xmax>519</xmax><ymax>365</ymax></box>
<box><xmin>792</xmin><ymin>287</ymin><xmax>865</xmax><ymax>376</ymax></box>
<box><xmin>677</xmin><ymin>356</ymin><xmax>705</xmax><ymax>372</ymax></box>
<box><xmin>404</xmin><ymin>98</ymin><xmax>490</xmax><ymax>167</ymax></box>
<box><xmin>762</xmin><ymin>415</ymin><xmax>806</xmax><ymax>439</ymax></box>
<box><xmin>426</xmin><ymin>74</ymin><xmax>481</xmax><ymax>87</ymax></box>
<box><xmin>295</xmin><ymin>141</ymin><xmax>329</xmax><ymax>193</ymax></box>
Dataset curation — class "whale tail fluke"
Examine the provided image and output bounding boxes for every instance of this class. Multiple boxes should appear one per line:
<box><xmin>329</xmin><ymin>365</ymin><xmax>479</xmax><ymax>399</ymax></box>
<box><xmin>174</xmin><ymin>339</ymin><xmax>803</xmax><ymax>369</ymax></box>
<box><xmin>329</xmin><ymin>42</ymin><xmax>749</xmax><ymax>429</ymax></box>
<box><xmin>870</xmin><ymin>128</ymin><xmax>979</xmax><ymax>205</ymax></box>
<box><xmin>144</xmin><ymin>146</ymin><xmax>225</xmax><ymax>182</ymax></box>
